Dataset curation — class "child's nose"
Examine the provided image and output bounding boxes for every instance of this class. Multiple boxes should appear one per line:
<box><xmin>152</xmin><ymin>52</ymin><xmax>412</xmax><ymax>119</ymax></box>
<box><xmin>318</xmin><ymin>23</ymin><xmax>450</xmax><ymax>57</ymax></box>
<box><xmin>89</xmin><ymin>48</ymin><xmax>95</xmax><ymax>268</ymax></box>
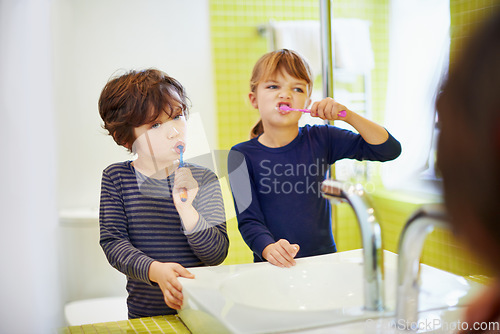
<box><xmin>279</xmin><ymin>89</ymin><xmax>292</xmax><ymax>99</ymax></box>
<box><xmin>167</xmin><ymin>125</ymin><xmax>180</xmax><ymax>139</ymax></box>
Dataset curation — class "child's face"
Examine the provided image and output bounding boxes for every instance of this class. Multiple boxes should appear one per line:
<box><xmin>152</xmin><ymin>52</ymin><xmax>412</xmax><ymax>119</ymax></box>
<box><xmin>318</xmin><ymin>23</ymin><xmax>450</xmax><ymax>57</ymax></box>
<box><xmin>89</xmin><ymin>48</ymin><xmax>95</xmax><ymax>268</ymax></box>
<box><xmin>249</xmin><ymin>70</ymin><xmax>311</xmax><ymax>129</ymax></box>
<box><xmin>132</xmin><ymin>104</ymin><xmax>186</xmax><ymax>165</ymax></box>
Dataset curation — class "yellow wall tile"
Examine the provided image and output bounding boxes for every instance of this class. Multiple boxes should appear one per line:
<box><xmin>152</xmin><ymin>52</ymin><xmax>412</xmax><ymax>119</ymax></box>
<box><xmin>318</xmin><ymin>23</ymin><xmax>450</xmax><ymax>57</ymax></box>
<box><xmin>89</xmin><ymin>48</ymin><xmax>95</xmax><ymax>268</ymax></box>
<box><xmin>210</xmin><ymin>0</ymin><xmax>499</xmax><ymax>276</ymax></box>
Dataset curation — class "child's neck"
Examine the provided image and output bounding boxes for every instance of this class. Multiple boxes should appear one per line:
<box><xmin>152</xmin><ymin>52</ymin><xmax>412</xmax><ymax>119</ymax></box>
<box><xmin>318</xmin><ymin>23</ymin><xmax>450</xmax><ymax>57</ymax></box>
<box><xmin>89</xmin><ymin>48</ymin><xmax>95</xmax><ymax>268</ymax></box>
<box><xmin>258</xmin><ymin>126</ymin><xmax>299</xmax><ymax>148</ymax></box>
<box><xmin>132</xmin><ymin>156</ymin><xmax>177</xmax><ymax>179</ymax></box>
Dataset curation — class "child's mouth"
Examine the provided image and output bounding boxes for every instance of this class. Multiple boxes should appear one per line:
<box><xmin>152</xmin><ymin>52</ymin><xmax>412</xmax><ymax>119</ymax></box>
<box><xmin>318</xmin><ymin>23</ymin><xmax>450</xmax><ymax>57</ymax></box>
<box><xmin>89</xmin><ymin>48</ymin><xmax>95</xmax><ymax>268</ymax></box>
<box><xmin>276</xmin><ymin>103</ymin><xmax>291</xmax><ymax>115</ymax></box>
<box><xmin>173</xmin><ymin>141</ymin><xmax>186</xmax><ymax>154</ymax></box>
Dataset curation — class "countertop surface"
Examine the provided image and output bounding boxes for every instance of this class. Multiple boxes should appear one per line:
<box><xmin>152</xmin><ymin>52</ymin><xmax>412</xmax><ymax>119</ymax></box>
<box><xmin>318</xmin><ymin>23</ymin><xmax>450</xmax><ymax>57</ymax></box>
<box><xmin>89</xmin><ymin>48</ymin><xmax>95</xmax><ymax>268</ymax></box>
<box><xmin>58</xmin><ymin>315</ymin><xmax>190</xmax><ymax>334</ymax></box>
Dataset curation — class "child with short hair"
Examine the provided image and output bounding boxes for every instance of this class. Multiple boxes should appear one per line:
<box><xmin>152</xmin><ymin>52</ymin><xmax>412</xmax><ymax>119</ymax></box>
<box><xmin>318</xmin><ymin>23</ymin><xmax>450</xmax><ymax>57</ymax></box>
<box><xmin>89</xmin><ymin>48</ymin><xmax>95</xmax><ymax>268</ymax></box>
<box><xmin>98</xmin><ymin>68</ymin><xmax>228</xmax><ymax>318</ymax></box>
<box><xmin>228</xmin><ymin>49</ymin><xmax>401</xmax><ymax>268</ymax></box>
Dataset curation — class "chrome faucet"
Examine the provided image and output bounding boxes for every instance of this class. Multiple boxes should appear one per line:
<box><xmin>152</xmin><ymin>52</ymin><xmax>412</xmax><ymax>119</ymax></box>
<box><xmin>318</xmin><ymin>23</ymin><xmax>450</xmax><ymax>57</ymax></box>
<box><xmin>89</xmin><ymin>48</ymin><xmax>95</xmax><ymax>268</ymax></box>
<box><xmin>321</xmin><ymin>179</ymin><xmax>384</xmax><ymax>311</ymax></box>
<box><xmin>395</xmin><ymin>204</ymin><xmax>448</xmax><ymax>329</ymax></box>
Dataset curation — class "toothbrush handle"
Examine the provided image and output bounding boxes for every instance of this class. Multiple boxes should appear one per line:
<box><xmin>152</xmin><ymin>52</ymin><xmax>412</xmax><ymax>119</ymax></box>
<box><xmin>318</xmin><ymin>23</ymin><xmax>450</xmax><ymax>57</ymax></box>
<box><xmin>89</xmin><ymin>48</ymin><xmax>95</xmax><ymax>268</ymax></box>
<box><xmin>180</xmin><ymin>189</ymin><xmax>188</xmax><ymax>202</ymax></box>
<box><xmin>178</xmin><ymin>156</ymin><xmax>188</xmax><ymax>202</ymax></box>
<box><xmin>177</xmin><ymin>147</ymin><xmax>188</xmax><ymax>201</ymax></box>
<box><xmin>299</xmin><ymin>108</ymin><xmax>345</xmax><ymax>116</ymax></box>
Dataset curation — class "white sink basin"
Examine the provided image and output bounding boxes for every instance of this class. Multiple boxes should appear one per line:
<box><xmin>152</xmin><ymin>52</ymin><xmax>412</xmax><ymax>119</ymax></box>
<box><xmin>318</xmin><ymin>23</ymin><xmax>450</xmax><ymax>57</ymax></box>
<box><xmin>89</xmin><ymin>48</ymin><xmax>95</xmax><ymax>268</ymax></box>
<box><xmin>178</xmin><ymin>250</ymin><xmax>481</xmax><ymax>334</ymax></box>
<box><xmin>220</xmin><ymin>261</ymin><xmax>369</xmax><ymax>311</ymax></box>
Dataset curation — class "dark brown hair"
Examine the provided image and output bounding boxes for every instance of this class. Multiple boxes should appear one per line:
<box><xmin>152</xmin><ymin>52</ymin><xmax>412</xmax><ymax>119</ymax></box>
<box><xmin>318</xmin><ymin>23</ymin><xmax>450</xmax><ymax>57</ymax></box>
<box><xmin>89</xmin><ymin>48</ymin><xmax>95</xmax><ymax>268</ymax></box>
<box><xmin>436</xmin><ymin>9</ymin><xmax>500</xmax><ymax>239</ymax></box>
<box><xmin>98</xmin><ymin>68</ymin><xmax>190</xmax><ymax>151</ymax></box>
<box><xmin>249</xmin><ymin>49</ymin><xmax>314</xmax><ymax>138</ymax></box>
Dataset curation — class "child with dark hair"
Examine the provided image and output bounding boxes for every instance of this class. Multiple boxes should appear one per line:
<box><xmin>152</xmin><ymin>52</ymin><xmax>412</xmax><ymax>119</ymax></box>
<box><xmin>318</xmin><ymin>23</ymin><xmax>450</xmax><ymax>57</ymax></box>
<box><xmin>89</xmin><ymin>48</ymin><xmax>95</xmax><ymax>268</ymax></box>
<box><xmin>436</xmin><ymin>9</ymin><xmax>500</xmax><ymax>332</ymax></box>
<box><xmin>228</xmin><ymin>49</ymin><xmax>401</xmax><ymax>268</ymax></box>
<box><xmin>98</xmin><ymin>68</ymin><xmax>228</xmax><ymax>318</ymax></box>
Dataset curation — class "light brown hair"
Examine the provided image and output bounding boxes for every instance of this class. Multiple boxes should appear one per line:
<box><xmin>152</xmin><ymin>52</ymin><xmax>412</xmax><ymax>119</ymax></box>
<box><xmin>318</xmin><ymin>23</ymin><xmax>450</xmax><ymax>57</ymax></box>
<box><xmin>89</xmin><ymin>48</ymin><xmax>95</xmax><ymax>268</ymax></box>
<box><xmin>249</xmin><ymin>49</ymin><xmax>314</xmax><ymax>138</ymax></box>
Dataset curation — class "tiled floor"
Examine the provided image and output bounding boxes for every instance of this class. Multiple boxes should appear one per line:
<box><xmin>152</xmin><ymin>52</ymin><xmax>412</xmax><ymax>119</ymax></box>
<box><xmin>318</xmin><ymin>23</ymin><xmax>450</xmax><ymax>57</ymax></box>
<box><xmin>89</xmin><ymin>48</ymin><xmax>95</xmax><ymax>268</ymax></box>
<box><xmin>59</xmin><ymin>315</ymin><xmax>190</xmax><ymax>334</ymax></box>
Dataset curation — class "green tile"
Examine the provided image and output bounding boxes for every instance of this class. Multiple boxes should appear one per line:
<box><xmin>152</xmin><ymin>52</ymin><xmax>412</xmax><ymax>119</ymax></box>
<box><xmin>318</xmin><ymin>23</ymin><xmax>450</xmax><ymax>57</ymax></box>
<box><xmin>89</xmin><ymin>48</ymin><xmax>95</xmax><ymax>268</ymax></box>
<box><xmin>60</xmin><ymin>315</ymin><xmax>189</xmax><ymax>333</ymax></box>
<box><xmin>57</xmin><ymin>328</ymin><xmax>71</xmax><ymax>334</ymax></box>
<box><xmin>153</xmin><ymin>315</ymin><xmax>191</xmax><ymax>333</ymax></box>
<box><xmin>209</xmin><ymin>0</ymin><xmax>499</xmax><ymax>274</ymax></box>
<box><xmin>79</xmin><ymin>325</ymin><xmax>96</xmax><ymax>333</ymax></box>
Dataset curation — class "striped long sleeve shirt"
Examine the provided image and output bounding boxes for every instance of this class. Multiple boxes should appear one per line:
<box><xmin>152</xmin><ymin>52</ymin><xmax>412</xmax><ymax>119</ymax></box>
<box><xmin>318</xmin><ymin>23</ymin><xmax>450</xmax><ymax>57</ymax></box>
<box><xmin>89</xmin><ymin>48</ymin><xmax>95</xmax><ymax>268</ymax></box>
<box><xmin>99</xmin><ymin>161</ymin><xmax>228</xmax><ymax>318</ymax></box>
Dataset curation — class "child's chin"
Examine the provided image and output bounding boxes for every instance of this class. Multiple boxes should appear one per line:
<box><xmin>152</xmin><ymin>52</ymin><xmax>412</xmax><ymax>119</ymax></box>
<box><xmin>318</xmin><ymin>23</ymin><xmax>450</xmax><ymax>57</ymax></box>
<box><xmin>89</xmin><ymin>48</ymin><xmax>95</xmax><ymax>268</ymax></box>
<box><xmin>153</xmin><ymin>154</ymin><xmax>177</xmax><ymax>164</ymax></box>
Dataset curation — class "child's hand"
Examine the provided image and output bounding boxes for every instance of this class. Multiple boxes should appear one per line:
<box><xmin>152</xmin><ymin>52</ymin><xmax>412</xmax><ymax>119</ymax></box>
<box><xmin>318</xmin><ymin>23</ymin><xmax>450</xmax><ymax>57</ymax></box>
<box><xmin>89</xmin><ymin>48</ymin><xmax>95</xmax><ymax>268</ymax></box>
<box><xmin>310</xmin><ymin>97</ymin><xmax>349</xmax><ymax>121</ymax></box>
<box><xmin>148</xmin><ymin>261</ymin><xmax>195</xmax><ymax>310</ymax></box>
<box><xmin>262</xmin><ymin>239</ymin><xmax>300</xmax><ymax>268</ymax></box>
<box><xmin>173</xmin><ymin>167</ymin><xmax>199</xmax><ymax>206</ymax></box>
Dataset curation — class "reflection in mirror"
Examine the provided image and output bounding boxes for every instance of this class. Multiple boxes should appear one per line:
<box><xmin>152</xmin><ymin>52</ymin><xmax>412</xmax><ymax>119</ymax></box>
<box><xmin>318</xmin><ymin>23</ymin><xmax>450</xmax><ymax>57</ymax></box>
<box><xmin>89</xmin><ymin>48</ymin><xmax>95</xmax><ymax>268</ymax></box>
<box><xmin>382</xmin><ymin>0</ymin><xmax>449</xmax><ymax>194</ymax></box>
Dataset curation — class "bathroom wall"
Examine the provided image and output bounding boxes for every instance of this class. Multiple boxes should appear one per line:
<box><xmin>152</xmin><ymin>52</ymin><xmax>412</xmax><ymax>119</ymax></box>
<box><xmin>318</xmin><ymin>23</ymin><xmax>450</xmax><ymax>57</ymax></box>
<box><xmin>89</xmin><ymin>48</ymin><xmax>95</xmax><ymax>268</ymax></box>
<box><xmin>51</xmin><ymin>0</ymin><xmax>216</xmax><ymax>326</ymax></box>
<box><xmin>418</xmin><ymin>0</ymin><xmax>499</xmax><ymax>277</ymax></box>
<box><xmin>52</xmin><ymin>0</ymin><xmax>216</xmax><ymax>211</ymax></box>
<box><xmin>210</xmin><ymin>0</ymin><xmax>321</xmax><ymax>264</ymax></box>
<box><xmin>212</xmin><ymin>0</ymin><xmax>318</xmax><ymax>151</ymax></box>
<box><xmin>1</xmin><ymin>1</ymin><xmax>62</xmax><ymax>332</ymax></box>
<box><xmin>209</xmin><ymin>0</ymin><xmax>391</xmax><ymax>265</ymax></box>
<box><xmin>449</xmin><ymin>0</ymin><xmax>500</xmax><ymax>61</ymax></box>
<box><xmin>337</xmin><ymin>0</ymin><xmax>500</xmax><ymax>277</ymax></box>
<box><xmin>210</xmin><ymin>0</ymin><xmax>498</xmax><ymax>278</ymax></box>
<box><xmin>212</xmin><ymin>0</ymin><xmax>389</xmax><ymax>151</ymax></box>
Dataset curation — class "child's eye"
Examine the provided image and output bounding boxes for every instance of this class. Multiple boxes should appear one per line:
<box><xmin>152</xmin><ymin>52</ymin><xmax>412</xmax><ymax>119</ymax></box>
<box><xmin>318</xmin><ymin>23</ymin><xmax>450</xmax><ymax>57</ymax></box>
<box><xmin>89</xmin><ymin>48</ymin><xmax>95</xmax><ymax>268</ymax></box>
<box><xmin>294</xmin><ymin>88</ymin><xmax>305</xmax><ymax>93</ymax></box>
<box><xmin>151</xmin><ymin>122</ymin><xmax>162</xmax><ymax>129</ymax></box>
<box><xmin>266</xmin><ymin>85</ymin><xmax>278</xmax><ymax>89</ymax></box>
<box><xmin>171</xmin><ymin>106</ymin><xmax>184</xmax><ymax>120</ymax></box>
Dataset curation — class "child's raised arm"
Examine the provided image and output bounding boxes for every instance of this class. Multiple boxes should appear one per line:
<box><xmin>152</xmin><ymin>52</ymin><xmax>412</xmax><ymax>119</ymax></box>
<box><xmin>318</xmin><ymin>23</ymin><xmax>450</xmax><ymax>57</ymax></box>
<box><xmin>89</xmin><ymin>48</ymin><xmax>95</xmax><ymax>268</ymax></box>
<box><xmin>310</xmin><ymin>97</ymin><xmax>389</xmax><ymax>145</ymax></box>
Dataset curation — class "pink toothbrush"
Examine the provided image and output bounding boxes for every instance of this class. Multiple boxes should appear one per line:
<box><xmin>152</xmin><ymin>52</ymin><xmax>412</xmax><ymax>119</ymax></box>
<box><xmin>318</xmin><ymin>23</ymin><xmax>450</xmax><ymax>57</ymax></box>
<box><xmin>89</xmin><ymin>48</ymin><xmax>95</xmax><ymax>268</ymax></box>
<box><xmin>278</xmin><ymin>105</ymin><xmax>347</xmax><ymax>117</ymax></box>
<box><xmin>278</xmin><ymin>105</ymin><xmax>311</xmax><ymax>113</ymax></box>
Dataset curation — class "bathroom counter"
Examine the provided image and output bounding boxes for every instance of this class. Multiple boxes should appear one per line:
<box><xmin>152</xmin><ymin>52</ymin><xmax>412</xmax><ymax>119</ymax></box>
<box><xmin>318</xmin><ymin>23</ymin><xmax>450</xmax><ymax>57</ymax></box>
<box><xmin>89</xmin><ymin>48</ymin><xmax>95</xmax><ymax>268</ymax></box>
<box><xmin>58</xmin><ymin>315</ymin><xmax>190</xmax><ymax>333</ymax></box>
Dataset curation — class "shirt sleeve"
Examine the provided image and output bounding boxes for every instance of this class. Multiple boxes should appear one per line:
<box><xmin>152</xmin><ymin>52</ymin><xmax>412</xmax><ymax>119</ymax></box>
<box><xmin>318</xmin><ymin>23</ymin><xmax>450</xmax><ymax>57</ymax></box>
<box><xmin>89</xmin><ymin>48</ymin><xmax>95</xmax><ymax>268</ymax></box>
<box><xmin>227</xmin><ymin>148</ymin><xmax>276</xmax><ymax>260</ymax></box>
<box><xmin>99</xmin><ymin>169</ymin><xmax>155</xmax><ymax>285</ymax></box>
<box><xmin>326</xmin><ymin>126</ymin><xmax>402</xmax><ymax>163</ymax></box>
<box><xmin>183</xmin><ymin>168</ymin><xmax>229</xmax><ymax>266</ymax></box>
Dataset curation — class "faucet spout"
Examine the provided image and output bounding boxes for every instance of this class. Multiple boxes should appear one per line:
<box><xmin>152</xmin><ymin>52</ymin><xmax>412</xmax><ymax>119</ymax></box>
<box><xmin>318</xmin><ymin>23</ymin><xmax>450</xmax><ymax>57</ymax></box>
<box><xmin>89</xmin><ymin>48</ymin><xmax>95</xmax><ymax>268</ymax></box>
<box><xmin>396</xmin><ymin>204</ymin><xmax>448</xmax><ymax>329</ymax></box>
<box><xmin>321</xmin><ymin>179</ymin><xmax>384</xmax><ymax>311</ymax></box>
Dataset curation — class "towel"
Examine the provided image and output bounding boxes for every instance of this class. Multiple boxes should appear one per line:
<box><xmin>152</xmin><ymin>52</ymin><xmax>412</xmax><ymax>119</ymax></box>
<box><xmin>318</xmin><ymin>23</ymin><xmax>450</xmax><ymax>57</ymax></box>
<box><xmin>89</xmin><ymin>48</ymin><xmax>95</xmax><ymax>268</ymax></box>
<box><xmin>268</xmin><ymin>18</ymin><xmax>374</xmax><ymax>75</ymax></box>
<box><xmin>270</xmin><ymin>20</ymin><xmax>322</xmax><ymax>78</ymax></box>
<box><xmin>333</xmin><ymin>18</ymin><xmax>374</xmax><ymax>72</ymax></box>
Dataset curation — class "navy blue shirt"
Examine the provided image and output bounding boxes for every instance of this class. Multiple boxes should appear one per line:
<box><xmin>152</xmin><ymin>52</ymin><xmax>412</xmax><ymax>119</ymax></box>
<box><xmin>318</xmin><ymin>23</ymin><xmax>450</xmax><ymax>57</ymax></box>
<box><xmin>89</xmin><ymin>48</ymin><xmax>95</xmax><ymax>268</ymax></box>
<box><xmin>228</xmin><ymin>124</ymin><xmax>401</xmax><ymax>262</ymax></box>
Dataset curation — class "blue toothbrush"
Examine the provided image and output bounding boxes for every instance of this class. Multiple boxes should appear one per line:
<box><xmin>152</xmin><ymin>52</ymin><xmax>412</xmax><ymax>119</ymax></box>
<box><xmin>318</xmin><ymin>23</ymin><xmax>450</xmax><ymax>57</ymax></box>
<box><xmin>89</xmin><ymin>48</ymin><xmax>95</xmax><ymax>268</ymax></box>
<box><xmin>177</xmin><ymin>145</ymin><xmax>188</xmax><ymax>202</ymax></box>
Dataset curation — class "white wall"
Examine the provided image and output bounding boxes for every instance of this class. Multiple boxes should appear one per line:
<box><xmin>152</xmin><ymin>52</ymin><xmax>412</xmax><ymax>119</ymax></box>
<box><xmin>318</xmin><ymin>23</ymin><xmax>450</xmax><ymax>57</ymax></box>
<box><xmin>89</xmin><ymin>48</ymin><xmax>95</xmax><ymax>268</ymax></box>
<box><xmin>0</xmin><ymin>1</ymin><xmax>214</xmax><ymax>331</ymax></box>
<box><xmin>0</xmin><ymin>0</ymin><xmax>63</xmax><ymax>332</ymax></box>
<box><xmin>52</xmin><ymin>0</ymin><xmax>216</xmax><ymax>211</ymax></box>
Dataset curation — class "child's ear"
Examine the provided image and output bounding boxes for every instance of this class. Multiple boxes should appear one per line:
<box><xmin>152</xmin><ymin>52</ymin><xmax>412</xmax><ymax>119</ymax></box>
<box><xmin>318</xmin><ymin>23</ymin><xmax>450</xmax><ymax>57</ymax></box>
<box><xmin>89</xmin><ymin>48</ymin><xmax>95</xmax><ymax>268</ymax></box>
<box><xmin>122</xmin><ymin>137</ymin><xmax>135</xmax><ymax>152</ymax></box>
<box><xmin>123</xmin><ymin>143</ymin><xmax>132</xmax><ymax>151</ymax></box>
<box><xmin>249</xmin><ymin>92</ymin><xmax>258</xmax><ymax>109</ymax></box>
